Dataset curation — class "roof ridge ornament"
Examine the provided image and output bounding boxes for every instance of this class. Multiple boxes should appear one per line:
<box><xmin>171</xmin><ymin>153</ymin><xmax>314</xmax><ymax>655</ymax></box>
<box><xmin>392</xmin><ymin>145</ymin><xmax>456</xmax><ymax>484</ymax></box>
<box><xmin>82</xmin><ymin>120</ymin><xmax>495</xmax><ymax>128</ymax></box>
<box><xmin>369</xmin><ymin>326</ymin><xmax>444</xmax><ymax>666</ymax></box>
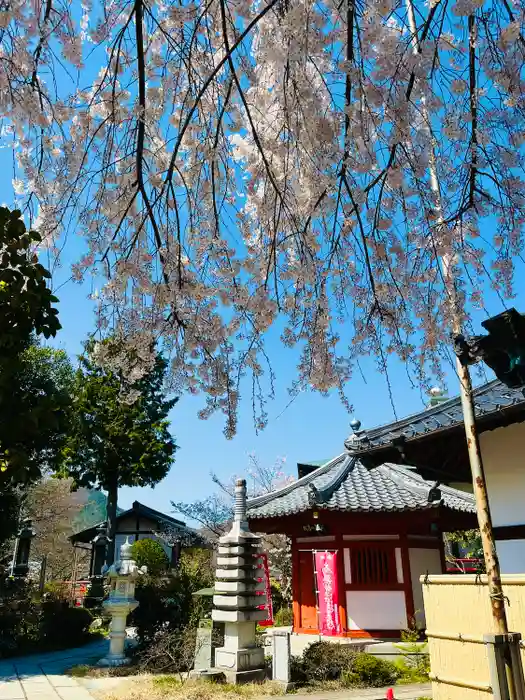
<box><xmin>308</xmin><ymin>483</ymin><xmax>322</xmax><ymax>507</ymax></box>
<box><xmin>308</xmin><ymin>456</ymin><xmax>357</xmax><ymax>507</ymax></box>
<box><xmin>427</xmin><ymin>386</ymin><xmax>448</xmax><ymax>408</ymax></box>
<box><xmin>427</xmin><ymin>481</ymin><xmax>443</xmax><ymax>504</ymax></box>
<box><xmin>345</xmin><ymin>417</ymin><xmax>369</xmax><ymax>451</ymax></box>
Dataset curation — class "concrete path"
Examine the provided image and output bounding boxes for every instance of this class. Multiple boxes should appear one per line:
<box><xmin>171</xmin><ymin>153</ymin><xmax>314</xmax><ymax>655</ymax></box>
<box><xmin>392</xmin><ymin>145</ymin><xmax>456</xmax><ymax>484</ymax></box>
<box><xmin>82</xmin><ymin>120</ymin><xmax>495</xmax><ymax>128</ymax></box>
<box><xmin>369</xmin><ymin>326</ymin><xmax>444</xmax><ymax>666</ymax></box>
<box><xmin>0</xmin><ymin>640</ymin><xmax>431</xmax><ymax>700</ymax></box>
<box><xmin>0</xmin><ymin>639</ymin><xmax>108</xmax><ymax>699</ymax></box>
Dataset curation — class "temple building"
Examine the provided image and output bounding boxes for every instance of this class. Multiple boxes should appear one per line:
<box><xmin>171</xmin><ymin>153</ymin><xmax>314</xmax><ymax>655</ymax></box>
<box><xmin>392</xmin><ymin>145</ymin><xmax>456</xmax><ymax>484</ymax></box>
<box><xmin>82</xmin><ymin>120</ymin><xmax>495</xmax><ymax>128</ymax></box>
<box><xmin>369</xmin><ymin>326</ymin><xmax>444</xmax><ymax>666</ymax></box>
<box><xmin>247</xmin><ymin>456</ymin><xmax>476</xmax><ymax>638</ymax></box>
<box><xmin>339</xmin><ymin>379</ymin><xmax>525</xmax><ymax>574</ymax></box>
<box><xmin>247</xmin><ymin>378</ymin><xmax>525</xmax><ymax>640</ymax></box>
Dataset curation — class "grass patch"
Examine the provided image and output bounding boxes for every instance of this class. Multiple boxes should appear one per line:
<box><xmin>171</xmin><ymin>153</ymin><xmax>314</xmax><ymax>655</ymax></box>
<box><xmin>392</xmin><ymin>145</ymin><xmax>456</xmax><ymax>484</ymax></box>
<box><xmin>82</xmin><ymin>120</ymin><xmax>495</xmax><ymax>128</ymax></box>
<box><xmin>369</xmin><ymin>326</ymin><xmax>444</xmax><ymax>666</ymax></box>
<box><xmin>101</xmin><ymin>677</ymin><xmax>286</xmax><ymax>699</ymax></box>
<box><xmin>67</xmin><ymin>663</ymin><xmax>142</xmax><ymax>678</ymax></box>
<box><xmin>69</xmin><ymin>665</ymin><xmax>91</xmax><ymax>677</ymax></box>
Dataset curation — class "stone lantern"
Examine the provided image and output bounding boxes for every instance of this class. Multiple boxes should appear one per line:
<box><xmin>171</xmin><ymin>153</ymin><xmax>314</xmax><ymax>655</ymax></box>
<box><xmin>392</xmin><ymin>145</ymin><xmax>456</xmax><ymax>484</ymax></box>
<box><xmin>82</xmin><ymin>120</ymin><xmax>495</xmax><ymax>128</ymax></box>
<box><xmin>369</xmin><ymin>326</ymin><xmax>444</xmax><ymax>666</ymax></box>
<box><xmin>212</xmin><ymin>479</ymin><xmax>267</xmax><ymax>684</ymax></box>
<box><xmin>97</xmin><ymin>537</ymin><xmax>146</xmax><ymax>667</ymax></box>
<box><xmin>88</xmin><ymin>524</ymin><xmax>111</xmax><ymax>605</ymax></box>
<box><xmin>91</xmin><ymin>524</ymin><xmax>110</xmax><ymax>577</ymax></box>
<box><xmin>12</xmin><ymin>518</ymin><xmax>36</xmax><ymax>578</ymax></box>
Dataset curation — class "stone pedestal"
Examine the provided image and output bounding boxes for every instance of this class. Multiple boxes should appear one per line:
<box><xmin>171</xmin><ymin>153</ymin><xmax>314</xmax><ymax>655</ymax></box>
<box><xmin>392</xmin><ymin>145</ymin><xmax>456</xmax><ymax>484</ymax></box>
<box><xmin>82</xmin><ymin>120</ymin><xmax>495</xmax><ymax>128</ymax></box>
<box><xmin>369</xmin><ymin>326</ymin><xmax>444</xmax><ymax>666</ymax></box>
<box><xmin>211</xmin><ymin>479</ymin><xmax>267</xmax><ymax>684</ymax></box>
<box><xmin>97</xmin><ymin>537</ymin><xmax>146</xmax><ymax>667</ymax></box>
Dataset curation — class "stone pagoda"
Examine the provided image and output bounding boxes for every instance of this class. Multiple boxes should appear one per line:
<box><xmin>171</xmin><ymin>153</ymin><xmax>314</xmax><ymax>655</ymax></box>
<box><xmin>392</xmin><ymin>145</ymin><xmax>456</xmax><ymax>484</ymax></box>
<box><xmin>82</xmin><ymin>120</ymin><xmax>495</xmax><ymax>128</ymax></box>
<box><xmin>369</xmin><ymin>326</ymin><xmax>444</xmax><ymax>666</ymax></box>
<box><xmin>212</xmin><ymin>479</ymin><xmax>267</xmax><ymax>684</ymax></box>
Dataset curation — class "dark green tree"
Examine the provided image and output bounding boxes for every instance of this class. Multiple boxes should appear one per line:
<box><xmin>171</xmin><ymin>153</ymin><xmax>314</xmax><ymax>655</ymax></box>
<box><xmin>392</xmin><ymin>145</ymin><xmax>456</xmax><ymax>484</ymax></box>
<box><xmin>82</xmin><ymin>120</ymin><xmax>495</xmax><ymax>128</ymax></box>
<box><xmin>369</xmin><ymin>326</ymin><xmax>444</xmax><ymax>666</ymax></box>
<box><xmin>2</xmin><ymin>345</ymin><xmax>74</xmax><ymax>479</ymax></box>
<box><xmin>61</xmin><ymin>343</ymin><xmax>177</xmax><ymax>563</ymax></box>
<box><xmin>0</xmin><ymin>344</ymin><xmax>74</xmax><ymax>560</ymax></box>
<box><xmin>0</xmin><ymin>207</ymin><xmax>63</xmax><ymax>483</ymax></box>
<box><xmin>0</xmin><ymin>207</ymin><xmax>61</xmax><ymax>357</ymax></box>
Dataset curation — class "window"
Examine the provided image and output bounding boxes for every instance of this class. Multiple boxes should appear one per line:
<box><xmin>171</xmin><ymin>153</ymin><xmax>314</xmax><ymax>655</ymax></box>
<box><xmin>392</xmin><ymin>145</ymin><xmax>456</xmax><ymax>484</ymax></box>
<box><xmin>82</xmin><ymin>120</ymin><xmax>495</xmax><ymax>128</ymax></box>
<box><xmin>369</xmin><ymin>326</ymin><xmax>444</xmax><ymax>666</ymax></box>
<box><xmin>350</xmin><ymin>546</ymin><xmax>397</xmax><ymax>587</ymax></box>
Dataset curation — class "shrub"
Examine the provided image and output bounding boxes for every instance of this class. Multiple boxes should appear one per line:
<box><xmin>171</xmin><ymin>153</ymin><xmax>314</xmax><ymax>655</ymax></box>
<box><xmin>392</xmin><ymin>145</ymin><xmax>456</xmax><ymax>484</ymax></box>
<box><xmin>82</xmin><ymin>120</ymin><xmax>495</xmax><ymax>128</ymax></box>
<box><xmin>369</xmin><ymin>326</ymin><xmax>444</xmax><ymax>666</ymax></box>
<box><xmin>131</xmin><ymin>548</ymin><xmax>214</xmax><ymax>647</ymax></box>
<box><xmin>290</xmin><ymin>655</ymin><xmax>307</xmax><ymax>684</ymax></box>
<box><xmin>131</xmin><ymin>538</ymin><xmax>169</xmax><ymax>576</ymax></box>
<box><xmin>0</xmin><ymin>583</ymin><xmax>94</xmax><ymax>658</ymax></box>
<box><xmin>394</xmin><ymin>624</ymin><xmax>430</xmax><ymax>682</ymax></box>
<box><xmin>43</xmin><ymin>580</ymin><xmax>70</xmax><ymax>601</ymax></box>
<box><xmin>342</xmin><ymin>653</ymin><xmax>399</xmax><ymax>688</ymax></box>
<box><xmin>273</xmin><ymin>607</ymin><xmax>293</xmax><ymax>627</ymax></box>
<box><xmin>301</xmin><ymin>641</ymin><xmax>356</xmax><ymax>682</ymax></box>
<box><xmin>40</xmin><ymin>601</ymin><xmax>93</xmax><ymax>647</ymax></box>
<box><xmin>270</xmin><ymin>580</ymin><xmax>285</xmax><ymax>613</ymax></box>
<box><xmin>0</xmin><ymin>582</ymin><xmax>41</xmax><ymax>657</ymax></box>
<box><xmin>136</xmin><ymin>626</ymin><xmax>222</xmax><ymax>677</ymax></box>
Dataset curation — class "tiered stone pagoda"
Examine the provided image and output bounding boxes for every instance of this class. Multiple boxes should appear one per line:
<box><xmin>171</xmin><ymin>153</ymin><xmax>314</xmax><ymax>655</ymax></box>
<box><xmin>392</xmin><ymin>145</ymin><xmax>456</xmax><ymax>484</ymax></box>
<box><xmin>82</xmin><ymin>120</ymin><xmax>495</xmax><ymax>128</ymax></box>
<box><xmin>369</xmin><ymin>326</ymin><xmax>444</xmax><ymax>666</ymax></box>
<box><xmin>212</xmin><ymin>479</ymin><xmax>267</xmax><ymax>683</ymax></box>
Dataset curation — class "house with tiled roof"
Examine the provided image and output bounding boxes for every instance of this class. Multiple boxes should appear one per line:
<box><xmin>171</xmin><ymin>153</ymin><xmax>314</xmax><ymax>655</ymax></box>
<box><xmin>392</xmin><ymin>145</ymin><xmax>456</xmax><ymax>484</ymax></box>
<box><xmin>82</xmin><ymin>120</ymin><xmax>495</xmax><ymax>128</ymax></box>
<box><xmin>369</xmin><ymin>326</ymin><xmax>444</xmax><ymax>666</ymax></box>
<box><xmin>71</xmin><ymin>500</ymin><xmax>203</xmax><ymax>574</ymax></box>
<box><xmin>246</xmin><ymin>379</ymin><xmax>525</xmax><ymax>640</ymax></box>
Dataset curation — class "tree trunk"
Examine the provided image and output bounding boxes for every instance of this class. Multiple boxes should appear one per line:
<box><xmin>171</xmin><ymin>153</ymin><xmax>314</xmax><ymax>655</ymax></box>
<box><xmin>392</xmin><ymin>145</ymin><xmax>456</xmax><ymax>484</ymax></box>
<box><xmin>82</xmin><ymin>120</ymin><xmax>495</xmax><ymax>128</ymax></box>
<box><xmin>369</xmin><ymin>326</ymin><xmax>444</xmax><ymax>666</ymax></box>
<box><xmin>106</xmin><ymin>480</ymin><xmax>118</xmax><ymax>565</ymax></box>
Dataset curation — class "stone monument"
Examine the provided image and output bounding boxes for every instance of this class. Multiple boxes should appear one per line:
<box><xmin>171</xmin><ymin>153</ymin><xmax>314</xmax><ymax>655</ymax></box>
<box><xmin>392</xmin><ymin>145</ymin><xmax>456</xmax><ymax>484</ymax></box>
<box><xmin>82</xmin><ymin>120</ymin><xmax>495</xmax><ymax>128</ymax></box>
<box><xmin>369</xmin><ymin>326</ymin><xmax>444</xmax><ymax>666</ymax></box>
<box><xmin>272</xmin><ymin>629</ymin><xmax>293</xmax><ymax>691</ymax></box>
<box><xmin>98</xmin><ymin>537</ymin><xmax>146</xmax><ymax>667</ymax></box>
<box><xmin>212</xmin><ymin>479</ymin><xmax>267</xmax><ymax>684</ymax></box>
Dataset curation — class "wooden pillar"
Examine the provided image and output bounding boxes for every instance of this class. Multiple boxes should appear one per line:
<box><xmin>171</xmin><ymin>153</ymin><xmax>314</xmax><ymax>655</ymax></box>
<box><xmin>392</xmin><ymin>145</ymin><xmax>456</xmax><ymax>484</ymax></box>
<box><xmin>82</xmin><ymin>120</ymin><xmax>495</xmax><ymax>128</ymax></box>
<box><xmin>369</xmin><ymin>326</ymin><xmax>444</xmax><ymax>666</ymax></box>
<box><xmin>438</xmin><ymin>532</ymin><xmax>447</xmax><ymax>573</ymax></box>
<box><xmin>400</xmin><ymin>534</ymin><xmax>415</xmax><ymax>626</ymax></box>
<box><xmin>291</xmin><ymin>538</ymin><xmax>300</xmax><ymax>633</ymax></box>
<box><xmin>89</xmin><ymin>542</ymin><xmax>94</xmax><ymax>578</ymax></box>
<box><xmin>335</xmin><ymin>534</ymin><xmax>347</xmax><ymax>635</ymax></box>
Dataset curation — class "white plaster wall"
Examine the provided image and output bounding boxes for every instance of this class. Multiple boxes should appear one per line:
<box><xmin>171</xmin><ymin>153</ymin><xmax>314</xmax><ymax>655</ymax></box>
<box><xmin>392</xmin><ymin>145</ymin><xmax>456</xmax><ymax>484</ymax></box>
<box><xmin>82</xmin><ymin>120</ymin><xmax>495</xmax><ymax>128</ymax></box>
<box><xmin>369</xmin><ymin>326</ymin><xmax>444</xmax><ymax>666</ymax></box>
<box><xmin>408</xmin><ymin>548</ymin><xmax>441</xmax><ymax>628</ymax></box>
<box><xmin>480</xmin><ymin>422</ymin><xmax>525</xmax><ymax>574</ymax></box>
<box><xmin>491</xmin><ymin>540</ymin><xmax>525</xmax><ymax>574</ymax></box>
<box><xmin>346</xmin><ymin>591</ymin><xmax>407</xmax><ymax>631</ymax></box>
<box><xmin>480</xmin><ymin>423</ymin><xmax>525</xmax><ymax>527</ymax></box>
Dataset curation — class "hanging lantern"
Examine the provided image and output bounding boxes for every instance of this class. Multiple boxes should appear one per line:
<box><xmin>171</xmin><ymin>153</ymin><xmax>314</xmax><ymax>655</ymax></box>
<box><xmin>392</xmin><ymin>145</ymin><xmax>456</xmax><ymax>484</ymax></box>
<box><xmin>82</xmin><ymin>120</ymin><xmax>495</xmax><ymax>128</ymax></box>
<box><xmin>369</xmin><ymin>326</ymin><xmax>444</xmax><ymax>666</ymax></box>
<box><xmin>91</xmin><ymin>524</ymin><xmax>110</xmax><ymax>577</ymax></box>
<box><xmin>12</xmin><ymin>518</ymin><xmax>36</xmax><ymax>578</ymax></box>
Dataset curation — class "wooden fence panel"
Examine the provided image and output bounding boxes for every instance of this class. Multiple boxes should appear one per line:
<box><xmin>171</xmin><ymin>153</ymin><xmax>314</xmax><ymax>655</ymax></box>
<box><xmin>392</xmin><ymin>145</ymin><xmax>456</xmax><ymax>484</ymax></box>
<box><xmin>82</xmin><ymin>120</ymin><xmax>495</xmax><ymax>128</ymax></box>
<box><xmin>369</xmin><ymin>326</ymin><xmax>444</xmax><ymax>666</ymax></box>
<box><xmin>422</xmin><ymin>574</ymin><xmax>525</xmax><ymax>700</ymax></box>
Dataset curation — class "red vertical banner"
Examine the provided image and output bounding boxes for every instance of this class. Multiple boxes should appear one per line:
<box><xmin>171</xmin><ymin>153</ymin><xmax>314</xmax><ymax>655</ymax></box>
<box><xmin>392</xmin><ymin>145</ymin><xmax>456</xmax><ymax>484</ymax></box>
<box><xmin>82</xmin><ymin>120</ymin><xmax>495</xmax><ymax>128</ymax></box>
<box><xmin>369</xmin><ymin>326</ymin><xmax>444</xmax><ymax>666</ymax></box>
<box><xmin>315</xmin><ymin>551</ymin><xmax>341</xmax><ymax>636</ymax></box>
<box><xmin>257</xmin><ymin>552</ymin><xmax>274</xmax><ymax>627</ymax></box>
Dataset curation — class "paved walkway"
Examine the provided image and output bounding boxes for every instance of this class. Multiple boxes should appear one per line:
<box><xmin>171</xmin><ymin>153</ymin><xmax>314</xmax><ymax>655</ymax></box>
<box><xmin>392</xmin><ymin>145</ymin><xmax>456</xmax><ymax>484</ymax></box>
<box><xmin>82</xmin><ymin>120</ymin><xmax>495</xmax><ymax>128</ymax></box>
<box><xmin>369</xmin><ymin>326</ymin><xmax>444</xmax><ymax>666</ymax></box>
<box><xmin>0</xmin><ymin>639</ymin><xmax>109</xmax><ymax>699</ymax></box>
<box><xmin>0</xmin><ymin>641</ymin><xmax>431</xmax><ymax>700</ymax></box>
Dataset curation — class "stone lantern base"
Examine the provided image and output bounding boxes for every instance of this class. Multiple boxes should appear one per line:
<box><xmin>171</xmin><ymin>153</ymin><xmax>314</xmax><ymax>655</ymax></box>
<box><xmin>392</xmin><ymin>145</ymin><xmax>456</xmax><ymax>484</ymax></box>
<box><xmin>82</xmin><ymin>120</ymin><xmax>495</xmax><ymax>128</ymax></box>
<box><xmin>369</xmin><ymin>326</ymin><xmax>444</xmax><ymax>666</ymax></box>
<box><xmin>97</xmin><ymin>600</ymin><xmax>137</xmax><ymax>667</ymax></box>
<box><xmin>97</xmin><ymin>655</ymin><xmax>132</xmax><ymax>668</ymax></box>
<box><xmin>213</xmin><ymin>619</ymin><xmax>266</xmax><ymax>684</ymax></box>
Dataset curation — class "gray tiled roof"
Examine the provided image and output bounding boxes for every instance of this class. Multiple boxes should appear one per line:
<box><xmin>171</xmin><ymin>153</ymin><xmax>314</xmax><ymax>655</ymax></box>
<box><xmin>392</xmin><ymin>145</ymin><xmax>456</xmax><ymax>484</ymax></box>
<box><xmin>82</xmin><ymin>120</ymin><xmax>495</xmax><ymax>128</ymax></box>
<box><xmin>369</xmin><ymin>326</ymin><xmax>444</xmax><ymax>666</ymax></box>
<box><xmin>247</xmin><ymin>455</ymin><xmax>475</xmax><ymax>519</ymax></box>
<box><xmin>346</xmin><ymin>379</ymin><xmax>525</xmax><ymax>453</ymax></box>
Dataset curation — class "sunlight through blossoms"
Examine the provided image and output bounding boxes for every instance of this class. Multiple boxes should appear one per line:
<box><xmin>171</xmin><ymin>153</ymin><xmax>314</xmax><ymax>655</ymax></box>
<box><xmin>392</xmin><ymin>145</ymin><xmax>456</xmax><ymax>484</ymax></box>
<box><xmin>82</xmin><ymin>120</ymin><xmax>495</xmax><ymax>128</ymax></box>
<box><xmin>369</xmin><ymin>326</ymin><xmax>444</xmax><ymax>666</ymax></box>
<box><xmin>1</xmin><ymin>0</ymin><xmax>525</xmax><ymax>435</ymax></box>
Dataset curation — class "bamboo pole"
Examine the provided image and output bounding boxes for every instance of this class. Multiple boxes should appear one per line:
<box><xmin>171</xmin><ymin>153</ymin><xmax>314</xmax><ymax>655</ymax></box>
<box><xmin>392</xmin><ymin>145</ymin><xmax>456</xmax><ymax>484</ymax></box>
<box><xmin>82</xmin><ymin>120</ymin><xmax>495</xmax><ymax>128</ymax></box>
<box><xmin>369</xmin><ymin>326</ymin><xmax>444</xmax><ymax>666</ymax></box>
<box><xmin>404</xmin><ymin>1</ymin><xmax>518</xmax><ymax>695</ymax></box>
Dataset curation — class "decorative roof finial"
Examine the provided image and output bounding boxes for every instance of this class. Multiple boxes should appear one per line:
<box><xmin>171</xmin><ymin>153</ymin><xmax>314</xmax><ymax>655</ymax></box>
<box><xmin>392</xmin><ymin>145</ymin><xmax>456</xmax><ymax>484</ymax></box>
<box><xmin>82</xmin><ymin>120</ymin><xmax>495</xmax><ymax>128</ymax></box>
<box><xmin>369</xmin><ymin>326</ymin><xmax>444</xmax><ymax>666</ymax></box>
<box><xmin>120</xmin><ymin>536</ymin><xmax>133</xmax><ymax>560</ymax></box>
<box><xmin>345</xmin><ymin>417</ymin><xmax>368</xmax><ymax>452</ymax></box>
<box><xmin>427</xmin><ymin>386</ymin><xmax>448</xmax><ymax>408</ymax></box>
<box><xmin>234</xmin><ymin>479</ymin><xmax>248</xmax><ymax>524</ymax></box>
<box><xmin>350</xmin><ymin>417</ymin><xmax>362</xmax><ymax>433</ymax></box>
<box><xmin>221</xmin><ymin>478</ymin><xmax>259</xmax><ymax>542</ymax></box>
